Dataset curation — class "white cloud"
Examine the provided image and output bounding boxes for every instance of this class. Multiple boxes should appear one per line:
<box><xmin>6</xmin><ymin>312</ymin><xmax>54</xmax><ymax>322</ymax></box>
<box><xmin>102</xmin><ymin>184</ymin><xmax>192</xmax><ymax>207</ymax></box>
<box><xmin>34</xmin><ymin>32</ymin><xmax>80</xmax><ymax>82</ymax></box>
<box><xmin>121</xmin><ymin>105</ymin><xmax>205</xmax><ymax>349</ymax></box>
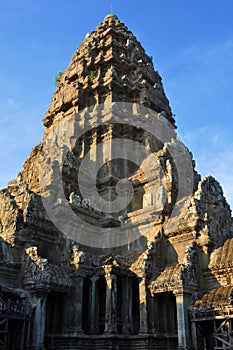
<box><xmin>179</xmin><ymin>123</ymin><xmax>233</xmax><ymax>209</ymax></box>
<box><xmin>7</xmin><ymin>98</ymin><xmax>21</xmax><ymax>110</ymax></box>
<box><xmin>164</xmin><ymin>38</ymin><xmax>233</xmax><ymax>210</ymax></box>
<box><xmin>164</xmin><ymin>38</ymin><xmax>233</xmax><ymax>111</ymax></box>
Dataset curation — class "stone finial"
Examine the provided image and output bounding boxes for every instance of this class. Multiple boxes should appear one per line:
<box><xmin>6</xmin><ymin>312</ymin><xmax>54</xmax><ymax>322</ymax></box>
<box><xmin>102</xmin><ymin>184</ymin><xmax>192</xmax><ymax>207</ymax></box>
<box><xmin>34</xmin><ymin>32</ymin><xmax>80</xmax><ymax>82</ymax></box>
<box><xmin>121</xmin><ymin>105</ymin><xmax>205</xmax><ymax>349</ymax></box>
<box><xmin>103</xmin><ymin>14</ymin><xmax>120</xmax><ymax>22</ymax></box>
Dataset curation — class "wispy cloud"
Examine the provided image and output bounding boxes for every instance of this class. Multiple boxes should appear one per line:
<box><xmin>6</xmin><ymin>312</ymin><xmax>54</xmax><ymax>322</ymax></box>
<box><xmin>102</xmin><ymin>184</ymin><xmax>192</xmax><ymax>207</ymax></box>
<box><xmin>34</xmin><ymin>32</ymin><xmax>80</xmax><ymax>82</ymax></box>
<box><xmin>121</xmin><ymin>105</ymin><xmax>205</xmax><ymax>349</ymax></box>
<box><xmin>182</xmin><ymin>125</ymin><xmax>230</xmax><ymax>149</ymax></box>
<box><xmin>164</xmin><ymin>38</ymin><xmax>233</xmax><ymax>108</ymax></box>
<box><xmin>163</xmin><ymin>38</ymin><xmax>233</xmax><ymax>209</ymax></box>
<box><xmin>7</xmin><ymin>98</ymin><xmax>21</xmax><ymax>110</ymax></box>
<box><xmin>181</xmin><ymin>125</ymin><xmax>233</xmax><ymax>208</ymax></box>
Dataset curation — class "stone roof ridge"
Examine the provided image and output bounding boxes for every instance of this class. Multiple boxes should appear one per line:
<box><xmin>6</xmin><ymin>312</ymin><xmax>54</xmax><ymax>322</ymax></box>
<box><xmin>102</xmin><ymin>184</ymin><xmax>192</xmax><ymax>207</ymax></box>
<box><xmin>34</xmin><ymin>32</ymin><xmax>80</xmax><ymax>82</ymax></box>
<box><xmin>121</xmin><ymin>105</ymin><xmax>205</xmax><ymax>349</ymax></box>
<box><xmin>209</xmin><ymin>237</ymin><xmax>233</xmax><ymax>269</ymax></box>
<box><xmin>193</xmin><ymin>286</ymin><xmax>233</xmax><ymax>310</ymax></box>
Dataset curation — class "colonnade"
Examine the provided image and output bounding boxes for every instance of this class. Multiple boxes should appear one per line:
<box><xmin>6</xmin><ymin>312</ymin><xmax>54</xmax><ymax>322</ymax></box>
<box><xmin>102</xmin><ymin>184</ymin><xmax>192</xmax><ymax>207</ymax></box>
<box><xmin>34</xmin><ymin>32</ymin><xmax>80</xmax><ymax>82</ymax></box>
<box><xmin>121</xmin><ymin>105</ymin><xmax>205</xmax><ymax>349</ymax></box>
<box><xmin>31</xmin><ymin>278</ymin><xmax>191</xmax><ymax>349</ymax></box>
<box><xmin>81</xmin><ymin>273</ymin><xmax>143</xmax><ymax>335</ymax></box>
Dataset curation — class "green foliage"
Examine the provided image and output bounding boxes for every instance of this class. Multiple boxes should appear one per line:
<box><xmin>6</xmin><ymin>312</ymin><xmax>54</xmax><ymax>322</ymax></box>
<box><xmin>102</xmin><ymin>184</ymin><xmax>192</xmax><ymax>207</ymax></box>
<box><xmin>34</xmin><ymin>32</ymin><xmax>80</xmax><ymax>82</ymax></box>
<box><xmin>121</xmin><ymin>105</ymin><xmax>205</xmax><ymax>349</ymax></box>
<box><xmin>89</xmin><ymin>70</ymin><xmax>96</xmax><ymax>80</ymax></box>
<box><xmin>54</xmin><ymin>71</ymin><xmax>63</xmax><ymax>86</ymax></box>
<box><xmin>61</xmin><ymin>131</ymin><xmax>67</xmax><ymax>144</ymax></box>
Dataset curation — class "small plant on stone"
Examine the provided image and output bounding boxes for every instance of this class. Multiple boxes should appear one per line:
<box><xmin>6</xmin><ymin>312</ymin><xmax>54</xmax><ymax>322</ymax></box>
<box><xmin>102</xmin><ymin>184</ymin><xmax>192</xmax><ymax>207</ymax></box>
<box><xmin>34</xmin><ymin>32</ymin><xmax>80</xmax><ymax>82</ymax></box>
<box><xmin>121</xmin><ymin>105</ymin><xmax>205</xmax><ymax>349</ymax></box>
<box><xmin>54</xmin><ymin>71</ymin><xmax>63</xmax><ymax>86</ymax></box>
<box><xmin>89</xmin><ymin>70</ymin><xmax>96</xmax><ymax>81</ymax></box>
<box><xmin>61</xmin><ymin>131</ymin><xmax>67</xmax><ymax>144</ymax></box>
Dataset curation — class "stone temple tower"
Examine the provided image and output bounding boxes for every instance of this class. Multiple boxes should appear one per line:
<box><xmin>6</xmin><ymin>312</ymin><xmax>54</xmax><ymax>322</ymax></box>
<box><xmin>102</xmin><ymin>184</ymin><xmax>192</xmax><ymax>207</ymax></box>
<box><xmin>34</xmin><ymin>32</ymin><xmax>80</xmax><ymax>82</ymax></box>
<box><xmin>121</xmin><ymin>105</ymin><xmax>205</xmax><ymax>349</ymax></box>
<box><xmin>0</xmin><ymin>14</ymin><xmax>233</xmax><ymax>350</ymax></box>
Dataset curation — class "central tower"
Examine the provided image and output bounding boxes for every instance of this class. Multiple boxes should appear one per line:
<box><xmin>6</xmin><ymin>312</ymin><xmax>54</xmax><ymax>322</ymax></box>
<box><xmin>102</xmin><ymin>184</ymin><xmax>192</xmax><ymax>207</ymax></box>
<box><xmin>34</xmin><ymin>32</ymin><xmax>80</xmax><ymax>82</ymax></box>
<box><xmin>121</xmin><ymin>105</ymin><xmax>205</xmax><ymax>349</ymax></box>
<box><xmin>0</xmin><ymin>14</ymin><xmax>232</xmax><ymax>350</ymax></box>
<box><xmin>40</xmin><ymin>13</ymin><xmax>178</xmax><ymax>235</ymax></box>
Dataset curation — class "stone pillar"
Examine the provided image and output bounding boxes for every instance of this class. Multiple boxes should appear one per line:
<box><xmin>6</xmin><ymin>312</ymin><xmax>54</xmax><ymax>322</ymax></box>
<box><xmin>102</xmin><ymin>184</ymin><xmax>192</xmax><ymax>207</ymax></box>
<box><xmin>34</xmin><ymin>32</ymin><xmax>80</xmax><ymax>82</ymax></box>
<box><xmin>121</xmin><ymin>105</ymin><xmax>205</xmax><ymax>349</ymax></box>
<box><xmin>128</xmin><ymin>278</ymin><xmax>133</xmax><ymax>333</ymax></box>
<box><xmin>105</xmin><ymin>272</ymin><xmax>117</xmax><ymax>334</ymax></box>
<box><xmin>191</xmin><ymin>320</ymin><xmax>198</xmax><ymax>350</ymax></box>
<box><xmin>122</xmin><ymin>276</ymin><xmax>130</xmax><ymax>334</ymax></box>
<box><xmin>75</xmin><ymin>276</ymin><xmax>84</xmax><ymax>333</ymax></box>
<box><xmin>175</xmin><ymin>293</ymin><xmax>191</xmax><ymax>349</ymax></box>
<box><xmin>138</xmin><ymin>277</ymin><xmax>148</xmax><ymax>334</ymax></box>
<box><xmin>90</xmin><ymin>276</ymin><xmax>99</xmax><ymax>334</ymax></box>
<box><xmin>63</xmin><ymin>275</ymin><xmax>84</xmax><ymax>333</ymax></box>
<box><xmin>147</xmin><ymin>292</ymin><xmax>155</xmax><ymax>333</ymax></box>
<box><xmin>31</xmin><ymin>294</ymin><xmax>47</xmax><ymax>350</ymax></box>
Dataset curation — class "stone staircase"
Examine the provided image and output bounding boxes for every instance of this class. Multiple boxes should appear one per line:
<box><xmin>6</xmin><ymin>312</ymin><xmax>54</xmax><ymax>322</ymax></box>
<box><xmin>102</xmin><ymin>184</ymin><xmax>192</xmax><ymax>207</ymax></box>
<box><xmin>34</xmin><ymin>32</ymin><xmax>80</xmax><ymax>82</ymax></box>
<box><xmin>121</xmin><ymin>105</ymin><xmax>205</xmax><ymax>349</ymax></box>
<box><xmin>45</xmin><ymin>335</ymin><xmax>178</xmax><ymax>350</ymax></box>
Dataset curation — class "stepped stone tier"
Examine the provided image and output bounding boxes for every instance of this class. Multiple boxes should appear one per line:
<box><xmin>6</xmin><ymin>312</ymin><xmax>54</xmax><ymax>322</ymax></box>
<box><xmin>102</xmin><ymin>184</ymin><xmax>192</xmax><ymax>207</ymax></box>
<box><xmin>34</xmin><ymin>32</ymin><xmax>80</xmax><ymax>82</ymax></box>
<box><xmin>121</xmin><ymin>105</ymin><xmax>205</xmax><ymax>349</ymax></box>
<box><xmin>0</xmin><ymin>14</ymin><xmax>233</xmax><ymax>350</ymax></box>
<box><xmin>43</xmin><ymin>14</ymin><xmax>174</xmax><ymax>129</ymax></box>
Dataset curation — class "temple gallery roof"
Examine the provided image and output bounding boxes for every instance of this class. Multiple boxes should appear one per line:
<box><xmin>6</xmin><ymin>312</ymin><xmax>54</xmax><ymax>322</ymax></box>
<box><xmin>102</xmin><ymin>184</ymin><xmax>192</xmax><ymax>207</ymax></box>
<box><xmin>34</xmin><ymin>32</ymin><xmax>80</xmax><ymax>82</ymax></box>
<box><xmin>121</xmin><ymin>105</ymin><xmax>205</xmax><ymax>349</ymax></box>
<box><xmin>149</xmin><ymin>264</ymin><xmax>184</xmax><ymax>295</ymax></box>
<box><xmin>193</xmin><ymin>286</ymin><xmax>233</xmax><ymax>311</ymax></box>
<box><xmin>209</xmin><ymin>238</ymin><xmax>233</xmax><ymax>269</ymax></box>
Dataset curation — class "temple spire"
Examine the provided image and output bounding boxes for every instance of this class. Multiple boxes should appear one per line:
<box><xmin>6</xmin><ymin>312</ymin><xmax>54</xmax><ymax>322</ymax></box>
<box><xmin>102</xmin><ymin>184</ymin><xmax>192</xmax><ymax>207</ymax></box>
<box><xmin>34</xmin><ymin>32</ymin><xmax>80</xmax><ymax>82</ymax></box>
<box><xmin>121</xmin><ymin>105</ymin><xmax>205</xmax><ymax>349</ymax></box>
<box><xmin>43</xmin><ymin>15</ymin><xmax>174</xmax><ymax>128</ymax></box>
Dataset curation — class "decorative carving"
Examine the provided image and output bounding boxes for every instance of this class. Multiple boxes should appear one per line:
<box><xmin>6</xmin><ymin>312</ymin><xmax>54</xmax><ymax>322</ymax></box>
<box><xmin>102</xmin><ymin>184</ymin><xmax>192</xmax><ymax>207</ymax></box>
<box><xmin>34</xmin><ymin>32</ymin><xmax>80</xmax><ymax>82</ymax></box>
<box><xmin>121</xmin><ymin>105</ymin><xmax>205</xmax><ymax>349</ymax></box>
<box><xmin>24</xmin><ymin>246</ymin><xmax>71</xmax><ymax>292</ymax></box>
<box><xmin>0</xmin><ymin>286</ymin><xmax>32</xmax><ymax>317</ymax></box>
<box><xmin>143</xmin><ymin>191</ymin><xmax>153</xmax><ymax>207</ymax></box>
<box><xmin>69</xmin><ymin>192</ymin><xmax>82</xmax><ymax>207</ymax></box>
<box><xmin>25</xmin><ymin>246</ymin><xmax>48</xmax><ymax>270</ymax></box>
<box><xmin>70</xmin><ymin>245</ymin><xmax>85</xmax><ymax>268</ymax></box>
<box><xmin>81</xmin><ymin>198</ymin><xmax>91</xmax><ymax>209</ymax></box>
<box><xmin>156</xmin><ymin>185</ymin><xmax>167</xmax><ymax>210</ymax></box>
<box><xmin>183</xmin><ymin>245</ymin><xmax>198</xmax><ymax>284</ymax></box>
<box><xmin>69</xmin><ymin>192</ymin><xmax>92</xmax><ymax>210</ymax></box>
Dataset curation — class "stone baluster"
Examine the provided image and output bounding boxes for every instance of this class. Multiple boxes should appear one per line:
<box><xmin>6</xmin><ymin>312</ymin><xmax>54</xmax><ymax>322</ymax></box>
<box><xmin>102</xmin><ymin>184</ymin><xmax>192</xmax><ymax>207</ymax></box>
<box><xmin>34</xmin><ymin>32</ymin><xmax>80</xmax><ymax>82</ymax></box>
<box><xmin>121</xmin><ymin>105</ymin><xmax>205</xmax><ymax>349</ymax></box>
<box><xmin>31</xmin><ymin>293</ymin><xmax>47</xmax><ymax>350</ymax></box>
<box><xmin>138</xmin><ymin>276</ymin><xmax>148</xmax><ymax>334</ymax></box>
<box><xmin>104</xmin><ymin>269</ymin><xmax>117</xmax><ymax>334</ymax></box>
<box><xmin>175</xmin><ymin>292</ymin><xmax>191</xmax><ymax>349</ymax></box>
<box><xmin>103</xmin><ymin>125</ymin><xmax>113</xmax><ymax>168</ymax></box>
<box><xmin>90</xmin><ymin>276</ymin><xmax>99</xmax><ymax>334</ymax></box>
<box><xmin>79</xmin><ymin>139</ymin><xmax>85</xmax><ymax>159</ymax></box>
<box><xmin>90</xmin><ymin>130</ymin><xmax>97</xmax><ymax>162</ymax></box>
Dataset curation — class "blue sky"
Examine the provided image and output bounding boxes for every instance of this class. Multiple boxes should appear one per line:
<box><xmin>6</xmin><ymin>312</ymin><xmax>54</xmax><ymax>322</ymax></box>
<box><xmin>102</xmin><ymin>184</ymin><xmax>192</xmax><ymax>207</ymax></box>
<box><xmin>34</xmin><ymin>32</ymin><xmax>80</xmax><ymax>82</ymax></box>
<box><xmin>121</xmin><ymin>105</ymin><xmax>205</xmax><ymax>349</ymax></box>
<box><xmin>0</xmin><ymin>0</ymin><xmax>233</xmax><ymax>210</ymax></box>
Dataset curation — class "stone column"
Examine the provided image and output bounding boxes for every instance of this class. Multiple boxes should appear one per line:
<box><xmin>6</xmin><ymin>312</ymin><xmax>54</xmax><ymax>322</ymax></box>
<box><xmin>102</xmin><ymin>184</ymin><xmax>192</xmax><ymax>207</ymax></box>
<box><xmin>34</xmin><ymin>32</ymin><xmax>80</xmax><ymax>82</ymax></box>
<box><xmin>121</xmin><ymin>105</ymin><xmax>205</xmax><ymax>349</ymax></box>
<box><xmin>138</xmin><ymin>277</ymin><xmax>148</xmax><ymax>334</ymax></box>
<box><xmin>175</xmin><ymin>293</ymin><xmax>191</xmax><ymax>349</ymax></box>
<box><xmin>75</xmin><ymin>276</ymin><xmax>84</xmax><ymax>333</ymax></box>
<box><xmin>63</xmin><ymin>275</ymin><xmax>84</xmax><ymax>333</ymax></box>
<box><xmin>90</xmin><ymin>276</ymin><xmax>99</xmax><ymax>334</ymax></box>
<box><xmin>122</xmin><ymin>276</ymin><xmax>130</xmax><ymax>334</ymax></box>
<box><xmin>104</xmin><ymin>272</ymin><xmax>117</xmax><ymax>334</ymax></box>
<box><xmin>191</xmin><ymin>320</ymin><xmax>198</xmax><ymax>350</ymax></box>
<box><xmin>31</xmin><ymin>294</ymin><xmax>47</xmax><ymax>350</ymax></box>
<box><xmin>128</xmin><ymin>278</ymin><xmax>134</xmax><ymax>333</ymax></box>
